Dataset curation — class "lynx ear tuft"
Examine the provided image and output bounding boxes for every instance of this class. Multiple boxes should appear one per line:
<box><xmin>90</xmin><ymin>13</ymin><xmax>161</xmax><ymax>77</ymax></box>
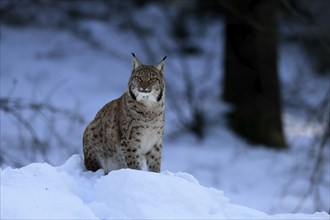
<box><xmin>131</xmin><ymin>52</ymin><xmax>142</xmax><ymax>70</ymax></box>
<box><xmin>154</xmin><ymin>56</ymin><xmax>167</xmax><ymax>74</ymax></box>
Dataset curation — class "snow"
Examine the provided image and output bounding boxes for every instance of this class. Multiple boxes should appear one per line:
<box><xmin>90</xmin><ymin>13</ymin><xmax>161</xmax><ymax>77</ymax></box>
<box><xmin>1</xmin><ymin>155</ymin><xmax>329</xmax><ymax>220</ymax></box>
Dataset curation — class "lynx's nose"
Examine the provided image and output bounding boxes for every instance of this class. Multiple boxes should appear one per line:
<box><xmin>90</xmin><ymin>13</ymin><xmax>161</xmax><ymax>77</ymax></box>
<box><xmin>138</xmin><ymin>87</ymin><xmax>151</xmax><ymax>93</ymax></box>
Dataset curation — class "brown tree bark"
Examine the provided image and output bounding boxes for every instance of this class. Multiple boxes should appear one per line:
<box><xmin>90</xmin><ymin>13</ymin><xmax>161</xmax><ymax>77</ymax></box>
<box><xmin>222</xmin><ymin>0</ymin><xmax>287</xmax><ymax>148</ymax></box>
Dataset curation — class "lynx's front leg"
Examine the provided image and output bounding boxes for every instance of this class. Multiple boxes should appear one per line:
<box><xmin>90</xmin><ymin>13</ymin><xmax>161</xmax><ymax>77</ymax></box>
<box><xmin>124</xmin><ymin>147</ymin><xmax>143</xmax><ymax>170</ymax></box>
<box><xmin>146</xmin><ymin>145</ymin><xmax>162</xmax><ymax>172</ymax></box>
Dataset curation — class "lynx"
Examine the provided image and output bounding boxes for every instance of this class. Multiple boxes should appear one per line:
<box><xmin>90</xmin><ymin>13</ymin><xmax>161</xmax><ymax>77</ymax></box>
<box><xmin>83</xmin><ymin>53</ymin><xmax>166</xmax><ymax>174</ymax></box>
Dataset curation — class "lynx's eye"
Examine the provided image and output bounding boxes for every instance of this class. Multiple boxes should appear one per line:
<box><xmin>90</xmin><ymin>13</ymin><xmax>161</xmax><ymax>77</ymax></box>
<box><xmin>134</xmin><ymin>76</ymin><xmax>143</xmax><ymax>82</ymax></box>
<box><xmin>148</xmin><ymin>78</ymin><xmax>157</xmax><ymax>83</ymax></box>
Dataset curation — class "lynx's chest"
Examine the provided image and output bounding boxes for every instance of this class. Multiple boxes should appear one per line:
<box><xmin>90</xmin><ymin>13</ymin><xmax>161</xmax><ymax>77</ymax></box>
<box><xmin>135</xmin><ymin>116</ymin><xmax>163</xmax><ymax>149</ymax></box>
<box><xmin>140</xmin><ymin>130</ymin><xmax>161</xmax><ymax>155</ymax></box>
<box><xmin>124</xmin><ymin>94</ymin><xmax>164</xmax><ymax>154</ymax></box>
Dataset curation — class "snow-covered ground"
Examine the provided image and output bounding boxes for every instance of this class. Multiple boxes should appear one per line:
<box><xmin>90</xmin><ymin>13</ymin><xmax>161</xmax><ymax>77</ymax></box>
<box><xmin>1</xmin><ymin>4</ymin><xmax>329</xmax><ymax>217</ymax></box>
<box><xmin>1</xmin><ymin>155</ymin><xmax>329</xmax><ymax>219</ymax></box>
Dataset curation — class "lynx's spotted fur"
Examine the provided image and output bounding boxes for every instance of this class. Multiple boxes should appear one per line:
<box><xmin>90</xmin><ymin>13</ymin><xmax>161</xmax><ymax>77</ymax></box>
<box><xmin>83</xmin><ymin>53</ymin><xmax>166</xmax><ymax>174</ymax></box>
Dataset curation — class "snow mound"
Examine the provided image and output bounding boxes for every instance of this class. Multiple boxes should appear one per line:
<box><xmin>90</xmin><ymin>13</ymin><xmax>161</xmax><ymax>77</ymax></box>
<box><xmin>1</xmin><ymin>155</ymin><xmax>328</xmax><ymax>219</ymax></box>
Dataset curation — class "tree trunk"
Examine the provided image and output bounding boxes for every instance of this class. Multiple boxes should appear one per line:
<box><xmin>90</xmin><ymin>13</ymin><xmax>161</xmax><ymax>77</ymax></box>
<box><xmin>222</xmin><ymin>0</ymin><xmax>287</xmax><ymax>148</ymax></box>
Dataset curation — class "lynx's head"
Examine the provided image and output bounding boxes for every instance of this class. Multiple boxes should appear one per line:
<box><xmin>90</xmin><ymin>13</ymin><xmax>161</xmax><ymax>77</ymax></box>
<box><xmin>128</xmin><ymin>53</ymin><xmax>166</xmax><ymax>103</ymax></box>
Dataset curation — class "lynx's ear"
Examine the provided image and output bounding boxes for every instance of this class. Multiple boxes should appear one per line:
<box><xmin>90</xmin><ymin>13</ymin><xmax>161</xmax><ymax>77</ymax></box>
<box><xmin>131</xmin><ymin>53</ymin><xmax>143</xmax><ymax>70</ymax></box>
<box><xmin>154</xmin><ymin>56</ymin><xmax>167</xmax><ymax>74</ymax></box>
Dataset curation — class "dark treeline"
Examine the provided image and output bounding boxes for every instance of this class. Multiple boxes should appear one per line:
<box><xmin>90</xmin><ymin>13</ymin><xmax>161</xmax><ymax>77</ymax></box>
<box><xmin>1</xmin><ymin>0</ymin><xmax>329</xmax><ymax>148</ymax></box>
